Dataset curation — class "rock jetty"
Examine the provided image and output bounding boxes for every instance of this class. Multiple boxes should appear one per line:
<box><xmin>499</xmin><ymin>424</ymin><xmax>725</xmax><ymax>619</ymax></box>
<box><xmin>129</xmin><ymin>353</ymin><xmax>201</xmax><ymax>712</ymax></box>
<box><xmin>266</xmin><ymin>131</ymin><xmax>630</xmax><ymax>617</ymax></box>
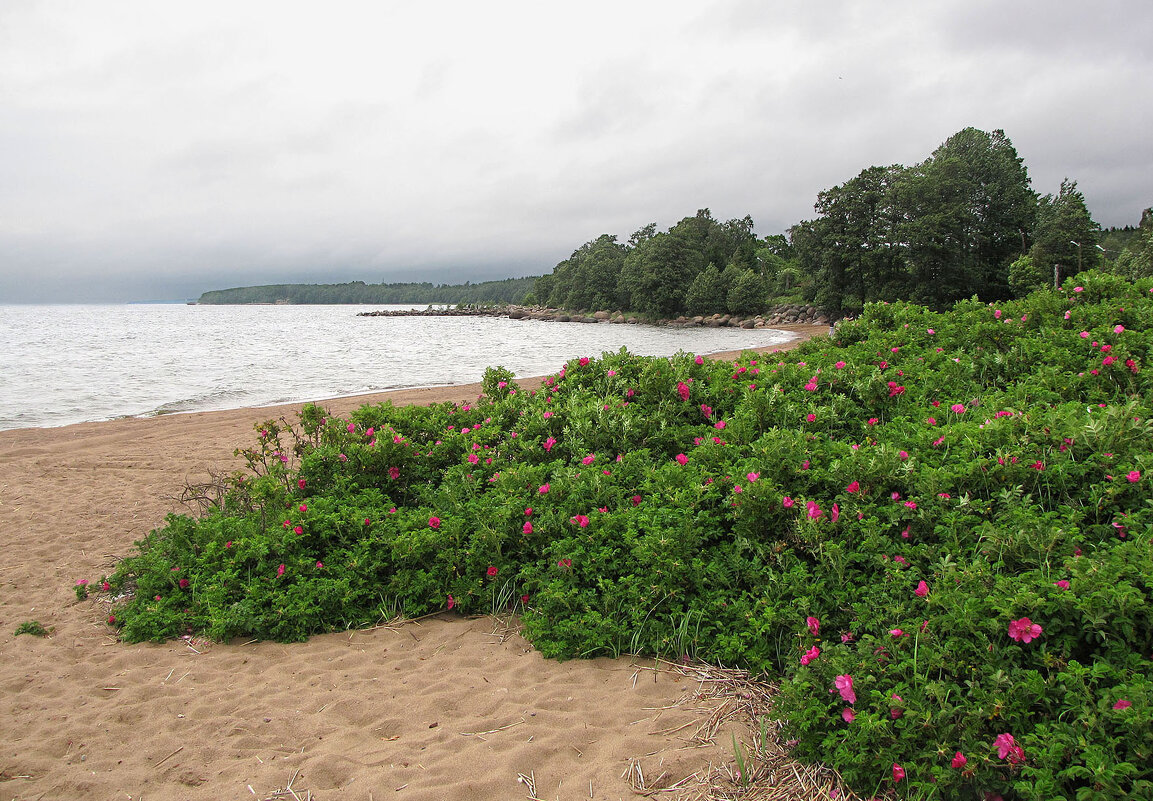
<box><xmin>357</xmin><ymin>303</ymin><xmax>829</xmax><ymax>329</ymax></box>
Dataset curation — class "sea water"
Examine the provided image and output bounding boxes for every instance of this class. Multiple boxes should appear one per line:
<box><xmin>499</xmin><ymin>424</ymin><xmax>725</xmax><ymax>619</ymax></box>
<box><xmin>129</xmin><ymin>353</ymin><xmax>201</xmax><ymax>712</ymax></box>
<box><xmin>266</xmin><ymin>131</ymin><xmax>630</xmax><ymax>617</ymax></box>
<box><xmin>0</xmin><ymin>304</ymin><xmax>795</xmax><ymax>431</ymax></box>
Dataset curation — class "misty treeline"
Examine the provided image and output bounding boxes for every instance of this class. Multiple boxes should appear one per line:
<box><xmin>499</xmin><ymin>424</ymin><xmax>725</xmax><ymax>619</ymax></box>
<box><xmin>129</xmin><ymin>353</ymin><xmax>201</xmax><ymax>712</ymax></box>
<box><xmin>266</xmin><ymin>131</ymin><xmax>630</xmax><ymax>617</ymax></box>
<box><xmin>197</xmin><ymin>276</ymin><xmax>537</xmax><ymax>305</ymax></box>
<box><xmin>530</xmin><ymin>126</ymin><xmax>1153</xmax><ymax>318</ymax></box>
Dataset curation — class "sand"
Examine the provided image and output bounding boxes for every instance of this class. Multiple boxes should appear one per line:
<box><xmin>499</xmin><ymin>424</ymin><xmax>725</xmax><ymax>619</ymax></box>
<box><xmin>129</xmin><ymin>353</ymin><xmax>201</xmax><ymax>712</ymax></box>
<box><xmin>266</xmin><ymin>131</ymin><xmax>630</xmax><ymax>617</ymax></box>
<box><xmin>0</xmin><ymin>325</ymin><xmax>833</xmax><ymax>801</ymax></box>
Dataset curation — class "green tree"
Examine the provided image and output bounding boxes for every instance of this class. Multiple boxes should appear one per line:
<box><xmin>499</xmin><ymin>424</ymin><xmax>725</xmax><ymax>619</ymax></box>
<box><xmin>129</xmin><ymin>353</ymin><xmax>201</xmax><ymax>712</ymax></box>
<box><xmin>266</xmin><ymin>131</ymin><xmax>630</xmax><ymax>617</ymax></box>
<box><xmin>791</xmin><ymin>164</ymin><xmax>907</xmax><ymax>315</ymax></box>
<box><xmin>1114</xmin><ymin>208</ymin><xmax>1153</xmax><ymax>280</ymax></box>
<box><xmin>1007</xmin><ymin>254</ymin><xmax>1048</xmax><ymax>297</ymax></box>
<box><xmin>726</xmin><ymin>269</ymin><xmax>766</xmax><ymax>316</ymax></box>
<box><xmin>685</xmin><ymin>263</ymin><xmax>726</xmax><ymax>315</ymax></box>
<box><xmin>616</xmin><ymin>231</ymin><xmax>703</xmax><ymax>318</ymax></box>
<box><xmin>900</xmin><ymin>128</ymin><xmax>1036</xmax><ymax>307</ymax></box>
<box><xmin>1030</xmin><ymin>179</ymin><xmax>1100</xmax><ymax>286</ymax></box>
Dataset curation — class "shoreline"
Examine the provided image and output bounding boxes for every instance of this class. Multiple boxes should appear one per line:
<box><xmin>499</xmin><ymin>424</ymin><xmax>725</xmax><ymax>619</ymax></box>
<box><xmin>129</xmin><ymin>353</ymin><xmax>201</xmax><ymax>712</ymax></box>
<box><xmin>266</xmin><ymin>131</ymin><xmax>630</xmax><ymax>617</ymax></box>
<box><xmin>1</xmin><ymin>323</ymin><xmax>825</xmax><ymax>437</ymax></box>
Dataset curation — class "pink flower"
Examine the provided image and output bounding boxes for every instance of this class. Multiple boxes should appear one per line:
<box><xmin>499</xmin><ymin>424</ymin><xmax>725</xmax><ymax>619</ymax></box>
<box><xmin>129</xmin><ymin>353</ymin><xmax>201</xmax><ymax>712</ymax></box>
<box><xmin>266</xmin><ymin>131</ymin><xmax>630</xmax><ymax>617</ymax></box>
<box><xmin>834</xmin><ymin>674</ymin><xmax>856</xmax><ymax>704</ymax></box>
<box><xmin>107</xmin><ymin>614</ymin><xmax>116</xmax><ymax>625</ymax></box>
<box><xmin>677</xmin><ymin>382</ymin><xmax>691</xmax><ymax>402</ymax></box>
<box><xmin>293</xmin><ymin>525</ymin><xmax>303</xmax><ymax>535</ymax></box>
<box><xmin>951</xmin><ymin>751</ymin><xmax>967</xmax><ymax>769</ymax></box>
<box><xmin>570</xmin><ymin>514</ymin><xmax>590</xmax><ymax>528</ymax></box>
<box><xmin>898</xmin><ymin>450</ymin><xmax>909</xmax><ymax>460</ymax></box>
<box><xmin>316</xmin><ymin>561</ymin><xmax>323</xmax><ymax>569</ymax></box>
<box><xmin>782</xmin><ymin>496</ymin><xmax>795</xmax><ymax>508</ymax></box>
<box><xmin>429</xmin><ymin>516</ymin><xmax>441</xmax><ymax>529</ymax></box>
<box><xmin>1054</xmin><ymin>580</ymin><xmax>1070</xmax><ymax>590</ymax></box>
<box><xmin>834</xmin><ymin>361</ymin><xmax>846</xmax><ymax>369</ymax></box>
<box><xmin>486</xmin><ymin>565</ymin><xmax>498</xmax><ymax>578</ymax></box>
<box><xmin>801</xmin><ymin>646</ymin><xmax>820</xmax><ymax>665</ymax></box>
<box><xmin>806</xmin><ymin>616</ymin><xmax>820</xmax><ymax>636</ymax></box>
<box><xmin>539</xmin><ymin>483</ymin><xmax>550</xmax><ymax>494</ymax></box>
<box><xmin>890</xmin><ymin>694</ymin><xmax>903</xmax><ymax>719</ymax></box>
<box><xmin>520</xmin><ymin>594</ymin><xmax>530</xmax><ymax>604</ymax></box>
<box><xmin>1114</xmin><ymin>324</ymin><xmax>1125</xmax><ymax>334</ymax></box>
<box><xmin>831</xmin><ymin>503</ymin><xmax>840</xmax><ymax>523</ymax></box>
<box><xmin>746</xmin><ymin>472</ymin><xmax>759</xmax><ymax>482</ymax></box>
<box><xmin>806</xmin><ymin>500</ymin><xmax>823</xmax><ymax>520</ymax></box>
<box><xmin>841</xmin><ymin>708</ymin><xmax>855</xmax><ymax>723</ymax></box>
<box><xmin>578</xmin><ymin>357</ymin><xmax>590</xmax><ymax>366</ymax></box>
<box><xmin>388</xmin><ymin>466</ymin><xmax>400</xmax><ymax>480</ymax></box>
<box><xmin>675</xmin><ymin>453</ymin><xmax>688</xmax><ymax>466</ymax></box>
<box><xmin>890</xmin><ymin>628</ymin><xmax>905</xmax><ymax>637</ymax></box>
<box><xmin>347</xmin><ymin>422</ymin><xmax>356</xmax><ymax>433</ymax></box>
<box><xmin>298</xmin><ymin>503</ymin><xmax>307</xmax><ymax>513</ymax></box>
<box><xmin>543</xmin><ymin>436</ymin><xmax>556</xmax><ymax>452</ymax></box>
<box><xmin>892</xmin><ymin>763</ymin><xmax>905</xmax><ymax>783</ymax></box>
<box><xmin>1008</xmin><ymin>617</ymin><xmax>1042</xmax><ymax>643</ymax></box>
<box><xmin>994</xmin><ymin>733</ymin><xmax>1025</xmax><ymax>764</ymax></box>
<box><xmin>695</xmin><ymin>355</ymin><xmax>704</xmax><ymax>365</ymax></box>
<box><xmin>951</xmin><ymin>403</ymin><xmax>965</xmax><ymax>414</ymax></box>
<box><xmin>846</xmin><ymin>481</ymin><xmax>860</xmax><ymax>494</ymax></box>
<box><xmin>447</xmin><ymin>595</ymin><xmax>455</xmax><ymax>610</ymax></box>
<box><xmin>468</xmin><ymin>453</ymin><xmax>479</xmax><ymax>464</ymax></box>
<box><xmin>1128</xmin><ymin>470</ymin><xmax>1141</xmax><ymax>482</ymax></box>
<box><xmin>297</xmin><ymin>479</ymin><xmax>307</xmax><ymax>490</ymax></box>
<box><xmin>714</xmin><ymin>420</ymin><xmax>726</xmax><ymax>430</ymax></box>
<box><xmin>178</xmin><ymin>578</ymin><xmax>189</xmax><ymax>589</ymax></box>
<box><xmin>276</xmin><ymin>564</ymin><xmax>285</xmax><ymax>577</ymax></box>
<box><xmin>1073</xmin><ymin>286</ymin><xmax>1084</xmax><ymax>293</ymax></box>
<box><xmin>581</xmin><ymin>453</ymin><xmax>596</xmax><ymax>465</ymax></box>
<box><xmin>557</xmin><ymin>558</ymin><xmax>572</xmax><ymax>570</ymax></box>
<box><xmin>806</xmin><ymin>413</ymin><xmax>816</xmax><ymax>423</ymax></box>
<box><xmin>101</xmin><ymin>581</ymin><xmax>111</xmax><ymax>591</ymax></box>
<box><xmin>1113</xmin><ymin>699</ymin><xmax>1132</xmax><ymax>710</ymax></box>
<box><xmin>632</xmin><ymin>495</ymin><xmax>642</xmax><ymax>506</ymax></box>
<box><xmin>915</xmin><ymin>580</ymin><xmax>929</xmax><ymax>597</ymax></box>
<box><xmin>994</xmin><ymin>309</ymin><xmax>1002</xmax><ymax>319</ymax></box>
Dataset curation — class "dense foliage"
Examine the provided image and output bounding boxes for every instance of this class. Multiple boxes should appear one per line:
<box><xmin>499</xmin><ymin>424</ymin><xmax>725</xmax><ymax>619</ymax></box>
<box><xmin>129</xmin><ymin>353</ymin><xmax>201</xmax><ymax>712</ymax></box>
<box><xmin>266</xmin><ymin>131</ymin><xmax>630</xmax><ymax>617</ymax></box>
<box><xmin>528</xmin><ymin>128</ymin><xmax>1143</xmax><ymax>321</ymax></box>
<box><xmin>196</xmin><ymin>276</ymin><xmax>538</xmax><ymax>305</ymax></box>
<box><xmin>104</xmin><ymin>271</ymin><xmax>1151</xmax><ymax>799</ymax></box>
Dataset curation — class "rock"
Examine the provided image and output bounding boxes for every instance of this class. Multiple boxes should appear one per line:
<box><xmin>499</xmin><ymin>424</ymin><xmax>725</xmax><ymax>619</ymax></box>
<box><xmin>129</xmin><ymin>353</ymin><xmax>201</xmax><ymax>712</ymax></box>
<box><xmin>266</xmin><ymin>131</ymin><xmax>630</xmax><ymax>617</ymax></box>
<box><xmin>594</xmin><ymin>311</ymin><xmax>611</xmax><ymax>320</ymax></box>
<box><xmin>611</xmin><ymin>315</ymin><xmax>625</xmax><ymax>324</ymax></box>
<box><xmin>508</xmin><ymin>309</ymin><xmax>525</xmax><ymax>320</ymax></box>
<box><xmin>556</xmin><ymin>314</ymin><xmax>571</xmax><ymax>323</ymax></box>
<box><xmin>740</xmin><ymin>319</ymin><xmax>755</xmax><ymax>329</ymax></box>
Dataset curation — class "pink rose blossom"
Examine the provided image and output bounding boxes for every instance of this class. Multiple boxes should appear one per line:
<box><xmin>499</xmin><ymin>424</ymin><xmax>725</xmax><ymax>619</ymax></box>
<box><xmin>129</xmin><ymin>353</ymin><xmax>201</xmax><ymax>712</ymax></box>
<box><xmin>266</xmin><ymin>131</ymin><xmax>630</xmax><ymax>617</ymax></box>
<box><xmin>1113</xmin><ymin>699</ymin><xmax>1132</xmax><ymax>710</ymax></box>
<box><xmin>782</xmin><ymin>496</ymin><xmax>795</xmax><ymax>508</ymax></box>
<box><xmin>841</xmin><ymin>707</ymin><xmax>855</xmax><ymax>723</ymax></box>
<box><xmin>806</xmin><ymin>616</ymin><xmax>820</xmax><ymax>636</ymax></box>
<box><xmin>675</xmin><ymin>453</ymin><xmax>688</xmax><ymax>466</ymax></box>
<box><xmin>892</xmin><ymin>763</ymin><xmax>905</xmax><ymax>783</ymax></box>
<box><xmin>951</xmin><ymin>751</ymin><xmax>967</xmax><ymax>769</ymax></box>
<box><xmin>801</xmin><ymin>646</ymin><xmax>820</xmax><ymax>665</ymax></box>
<box><xmin>834</xmin><ymin>674</ymin><xmax>856</xmax><ymax>704</ymax></box>
<box><xmin>1008</xmin><ymin>617</ymin><xmax>1042</xmax><ymax>643</ymax></box>
<box><xmin>915</xmin><ymin>580</ymin><xmax>929</xmax><ymax>597</ymax></box>
<box><xmin>429</xmin><ymin>516</ymin><xmax>441</xmax><ymax>529</ymax></box>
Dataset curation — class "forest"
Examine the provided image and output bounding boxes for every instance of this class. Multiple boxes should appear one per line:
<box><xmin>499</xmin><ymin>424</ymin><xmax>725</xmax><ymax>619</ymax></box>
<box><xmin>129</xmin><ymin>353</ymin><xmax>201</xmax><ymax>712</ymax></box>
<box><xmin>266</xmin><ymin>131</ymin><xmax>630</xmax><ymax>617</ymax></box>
<box><xmin>528</xmin><ymin>127</ymin><xmax>1153</xmax><ymax>318</ymax></box>
<box><xmin>195</xmin><ymin>275</ymin><xmax>537</xmax><ymax>305</ymax></box>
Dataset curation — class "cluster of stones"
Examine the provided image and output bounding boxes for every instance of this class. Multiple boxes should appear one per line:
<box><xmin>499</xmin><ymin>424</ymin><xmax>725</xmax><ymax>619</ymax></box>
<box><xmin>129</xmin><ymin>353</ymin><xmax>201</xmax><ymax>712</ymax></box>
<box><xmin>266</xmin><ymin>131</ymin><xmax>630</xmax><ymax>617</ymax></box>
<box><xmin>359</xmin><ymin>303</ymin><xmax>829</xmax><ymax>328</ymax></box>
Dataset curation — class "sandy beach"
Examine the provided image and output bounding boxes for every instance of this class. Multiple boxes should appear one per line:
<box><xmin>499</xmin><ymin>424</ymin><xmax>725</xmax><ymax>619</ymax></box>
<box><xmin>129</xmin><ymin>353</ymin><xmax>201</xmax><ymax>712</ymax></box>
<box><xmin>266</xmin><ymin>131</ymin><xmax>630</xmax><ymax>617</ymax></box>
<box><xmin>0</xmin><ymin>325</ymin><xmax>833</xmax><ymax>800</ymax></box>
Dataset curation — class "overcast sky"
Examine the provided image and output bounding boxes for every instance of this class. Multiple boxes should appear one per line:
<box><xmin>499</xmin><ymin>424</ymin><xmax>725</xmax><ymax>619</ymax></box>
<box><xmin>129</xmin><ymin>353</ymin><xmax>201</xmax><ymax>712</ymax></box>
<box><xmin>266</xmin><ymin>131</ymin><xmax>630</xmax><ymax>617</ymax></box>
<box><xmin>1</xmin><ymin>1</ymin><xmax>1150</xmax><ymax>302</ymax></box>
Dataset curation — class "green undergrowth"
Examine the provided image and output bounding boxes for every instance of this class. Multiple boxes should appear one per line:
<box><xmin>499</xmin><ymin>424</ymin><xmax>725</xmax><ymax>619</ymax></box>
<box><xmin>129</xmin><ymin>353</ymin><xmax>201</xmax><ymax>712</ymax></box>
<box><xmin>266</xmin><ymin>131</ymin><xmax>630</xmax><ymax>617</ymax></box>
<box><xmin>97</xmin><ymin>270</ymin><xmax>1151</xmax><ymax>800</ymax></box>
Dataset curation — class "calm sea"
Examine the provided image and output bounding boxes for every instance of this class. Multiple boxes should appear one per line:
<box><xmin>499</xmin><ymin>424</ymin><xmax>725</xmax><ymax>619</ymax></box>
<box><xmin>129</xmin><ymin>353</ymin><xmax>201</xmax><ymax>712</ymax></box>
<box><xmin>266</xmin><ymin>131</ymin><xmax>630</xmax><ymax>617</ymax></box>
<box><xmin>0</xmin><ymin>304</ymin><xmax>795</xmax><ymax>431</ymax></box>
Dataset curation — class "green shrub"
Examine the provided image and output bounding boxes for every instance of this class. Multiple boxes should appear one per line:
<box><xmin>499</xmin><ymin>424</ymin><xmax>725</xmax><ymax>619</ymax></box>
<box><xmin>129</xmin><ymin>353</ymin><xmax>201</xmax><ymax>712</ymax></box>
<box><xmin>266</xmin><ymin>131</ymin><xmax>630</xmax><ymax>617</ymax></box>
<box><xmin>99</xmin><ymin>271</ymin><xmax>1153</xmax><ymax>800</ymax></box>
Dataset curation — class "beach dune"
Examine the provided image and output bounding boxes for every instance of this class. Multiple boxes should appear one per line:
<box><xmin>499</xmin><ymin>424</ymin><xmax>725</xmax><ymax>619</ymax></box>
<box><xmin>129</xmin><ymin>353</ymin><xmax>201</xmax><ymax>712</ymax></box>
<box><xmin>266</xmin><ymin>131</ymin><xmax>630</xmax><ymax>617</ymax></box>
<box><xmin>0</xmin><ymin>326</ymin><xmax>832</xmax><ymax>800</ymax></box>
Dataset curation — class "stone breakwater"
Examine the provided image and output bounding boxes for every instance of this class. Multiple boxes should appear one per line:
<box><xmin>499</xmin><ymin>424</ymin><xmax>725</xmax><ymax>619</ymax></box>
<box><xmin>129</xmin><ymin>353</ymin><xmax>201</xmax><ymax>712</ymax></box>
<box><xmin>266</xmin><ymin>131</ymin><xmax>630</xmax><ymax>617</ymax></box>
<box><xmin>358</xmin><ymin>304</ymin><xmax>829</xmax><ymax>329</ymax></box>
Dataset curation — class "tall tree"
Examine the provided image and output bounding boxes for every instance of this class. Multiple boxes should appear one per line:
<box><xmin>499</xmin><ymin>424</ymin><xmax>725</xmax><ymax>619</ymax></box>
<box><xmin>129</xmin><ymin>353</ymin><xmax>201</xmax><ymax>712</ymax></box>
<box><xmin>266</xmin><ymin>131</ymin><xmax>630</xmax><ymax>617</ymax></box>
<box><xmin>1029</xmin><ymin>179</ymin><xmax>1100</xmax><ymax>287</ymax></box>
<box><xmin>900</xmin><ymin>128</ymin><xmax>1036</xmax><ymax>307</ymax></box>
<box><xmin>792</xmin><ymin>164</ymin><xmax>907</xmax><ymax>315</ymax></box>
<box><xmin>617</xmin><ymin>231</ymin><xmax>704</xmax><ymax>318</ymax></box>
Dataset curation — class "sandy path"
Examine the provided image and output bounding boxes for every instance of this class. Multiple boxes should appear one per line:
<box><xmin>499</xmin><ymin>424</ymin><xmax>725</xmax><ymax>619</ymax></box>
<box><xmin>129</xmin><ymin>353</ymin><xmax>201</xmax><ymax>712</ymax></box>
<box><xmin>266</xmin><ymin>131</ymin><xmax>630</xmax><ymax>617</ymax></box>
<box><xmin>0</xmin><ymin>325</ymin><xmax>825</xmax><ymax>800</ymax></box>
